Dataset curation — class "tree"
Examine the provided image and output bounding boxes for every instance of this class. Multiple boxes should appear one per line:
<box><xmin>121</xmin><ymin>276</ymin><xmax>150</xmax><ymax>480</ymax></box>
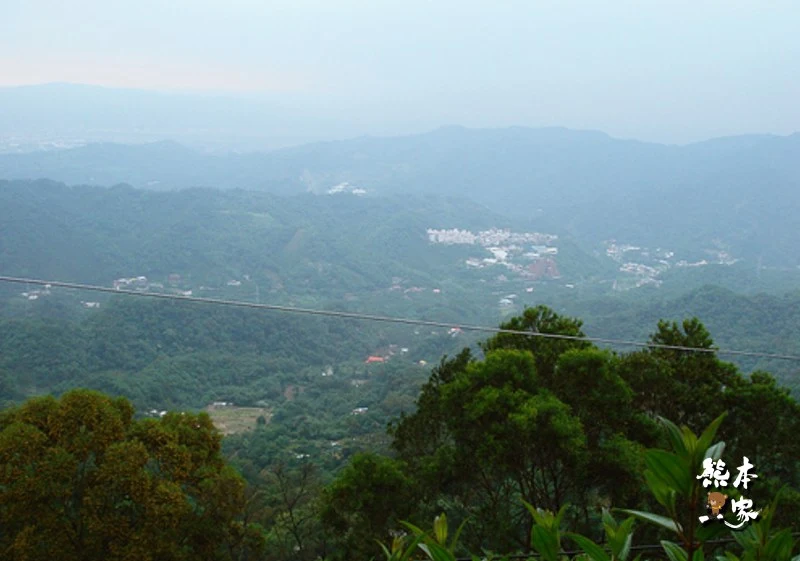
<box><xmin>481</xmin><ymin>305</ymin><xmax>590</xmax><ymax>385</ymax></box>
<box><xmin>319</xmin><ymin>453</ymin><xmax>414</xmax><ymax>561</ymax></box>
<box><xmin>389</xmin><ymin>348</ymin><xmax>590</xmax><ymax>552</ymax></box>
<box><xmin>618</xmin><ymin>318</ymin><xmax>741</xmax><ymax>429</ymax></box>
<box><xmin>388</xmin><ymin>348</ymin><xmax>472</xmax><ymax>500</ymax></box>
<box><xmin>263</xmin><ymin>462</ymin><xmax>326</xmax><ymax>561</ymax></box>
<box><xmin>551</xmin><ymin>349</ymin><xmax>650</xmax><ymax>520</ymax></box>
<box><xmin>0</xmin><ymin>389</ymin><xmax>265</xmax><ymax>561</ymax></box>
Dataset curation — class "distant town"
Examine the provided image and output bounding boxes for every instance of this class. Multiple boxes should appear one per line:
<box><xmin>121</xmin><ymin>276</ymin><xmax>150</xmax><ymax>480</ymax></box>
<box><xmin>427</xmin><ymin>227</ymin><xmax>561</xmax><ymax>280</ymax></box>
<box><xmin>604</xmin><ymin>240</ymin><xmax>740</xmax><ymax>290</ymax></box>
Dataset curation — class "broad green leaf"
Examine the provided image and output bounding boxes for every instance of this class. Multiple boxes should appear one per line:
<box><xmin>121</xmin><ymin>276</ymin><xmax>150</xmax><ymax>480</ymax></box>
<box><xmin>730</xmin><ymin>526</ymin><xmax>754</xmax><ymax>551</ymax></box>
<box><xmin>703</xmin><ymin>441</ymin><xmax>726</xmax><ymax>462</ymax></box>
<box><xmin>681</xmin><ymin>426</ymin><xmax>698</xmax><ymax>454</ymax></box>
<box><xmin>531</xmin><ymin>525</ymin><xmax>560</xmax><ymax>561</ymax></box>
<box><xmin>422</xmin><ymin>540</ymin><xmax>457</xmax><ymax>561</ymax></box>
<box><xmin>601</xmin><ymin>508</ymin><xmax>616</xmax><ymax>529</ymax></box>
<box><xmin>616</xmin><ymin>509</ymin><xmax>681</xmax><ymax>534</ymax></box>
<box><xmin>554</xmin><ymin>503</ymin><xmax>570</xmax><ymax>528</ymax></box>
<box><xmin>522</xmin><ymin>500</ymin><xmax>546</xmax><ymax>527</ymax></box>
<box><xmin>644</xmin><ymin>470</ymin><xmax>677</xmax><ymax>512</ymax></box>
<box><xmin>764</xmin><ymin>528</ymin><xmax>794</xmax><ymax>561</ymax></box>
<box><xmin>696</xmin><ymin>413</ymin><xmax>727</xmax><ymax>460</ymax></box>
<box><xmin>694</xmin><ymin>519</ymin><xmax>730</xmax><ymax>543</ymax></box>
<box><xmin>657</xmin><ymin>416</ymin><xmax>688</xmax><ymax>457</ymax></box>
<box><xmin>645</xmin><ymin>449</ymin><xmax>691</xmax><ymax>494</ymax></box>
<box><xmin>401</xmin><ymin>521</ymin><xmax>427</xmax><ymax>536</ymax></box>
<box><xmin>564</xmin><ymin>533</ymin><xmax>610</xmax><ymax>561</ymax></box>
<box><xmin>618</xmin><ymin>531</ymin><xmax>633</xmax><ymax>561</ymax></box>
<box><xmin>660</xmin><ymin>540</ymin><xmax>688</xmax><ymax>561</ymax></box>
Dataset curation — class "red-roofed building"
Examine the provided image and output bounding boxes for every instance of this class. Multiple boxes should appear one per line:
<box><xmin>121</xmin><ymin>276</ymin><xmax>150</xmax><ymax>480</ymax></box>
<box><xmin>365</xmin><ymin>356</ymin><xmax>385</xmax><ymax>364</ymax></box>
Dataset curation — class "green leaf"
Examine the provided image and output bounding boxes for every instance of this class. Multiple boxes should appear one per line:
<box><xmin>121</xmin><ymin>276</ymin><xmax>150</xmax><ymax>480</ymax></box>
<box><xmin>434</xmin><ymin>513</ymin><xmax>448</xmax><ymax>545</ymax></box>
<box><xmin>681</xmin><ymin>426</ymin><xmax>698</xmax><ymax>454</ymax></box>
<box><xmin>660</xmin><ymin>540</ymin><xmax>688</xmax><ymax>561</ymax></box>
<box><xmin>601</xmin><ymin>508</ymin><xmax>616</xmax><ymax>530</ymax></box>
<box><xmin>616</xmin><ymin>509</ymin><xmax>681</xmax><ymax>534</ymax></box>
<box><xmin>730</xmin><ymin>526</ymin><xmax>754</xmax><ymax>550</ymax></box>
<box><xmin>449</xmin><ymin>517</ymin><xmax>470</xmax><ymax>553</ymax></box>
<box><xmin>564</xmin><ymin>533</ymin><xmax>610</xmax><ymax>561</ymax></box>
<box><xmin>643</xmin><ymin>470</ymin><xmax>677</xmax><ymax>513</ymax></box>
<box><xmin>378</xmin><ymin>540</ymin><xmax>393</xmax><ymax>560</ymax></box>
<box><xmin>764</xmin><ymin>528</ymin><xmax>794</xmax><ymax>561</ymax></box>
<box><xmin>618</xmin><ymin>531</ymin><xmax>633</xmax><ymax>561</ymax></box>
<box><xmin>401</xmin><ymin>521</ymin><xmax>427</xmax><ymax>536</ymax></box>
<box><xmin>703</xmin><ymin>441</ymin><xmax>725</xmax><ymax>462</ymax></box>
<box><xmin>646</xmin><ymin>449</ymin><xmax>691</xmax><ymax>494</ymax></box>
<box><xmin>696</xmin><ymin>413</ymin><xmax>727</xmax><ymax>460</ymax></box>
<box><xmin>554</xmin><ymin>503</ymin><xmax>570</xmax><ymax>528</ymax></box>
<box><xmin>658</xmin><ymin>416</ymin><xmax>688</xmax><ymax>457</ymax></box>
<box><xmin>531</xmin><ymin>525</ymin><xmax>560</xmax><ymax>561</ymax></box>
<box><xmin>418</xmin><ymin>542</ymin><xmax>434</xmax><ymax>561</ymax></box>
<box><xmin>422</xmin><ymin>540</ymin><xmax>457</xmax><ymax>561</ymax></box>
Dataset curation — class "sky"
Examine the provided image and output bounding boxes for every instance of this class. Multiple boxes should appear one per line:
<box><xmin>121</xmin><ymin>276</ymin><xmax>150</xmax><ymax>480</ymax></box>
<box><xmin>1</xmin><ymin>0</ymin><xmax>799</xmax><ymax>144</ymax></box>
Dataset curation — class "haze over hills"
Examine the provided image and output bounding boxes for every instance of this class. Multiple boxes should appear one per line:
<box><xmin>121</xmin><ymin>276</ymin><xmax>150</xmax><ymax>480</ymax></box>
<box><xmin>5</xmin><ymin>2</ymin><xmax>800</xmax><ymax>555</ymax></box>
<box><xmin>2</xmin><ymin>125</ymin><xmax>799</xmax><ymax>268</ymax></box>
<box><xmin>0</xmin><ymin>83</ymin><xmax>405</xmax><ymax>152</ymax></box>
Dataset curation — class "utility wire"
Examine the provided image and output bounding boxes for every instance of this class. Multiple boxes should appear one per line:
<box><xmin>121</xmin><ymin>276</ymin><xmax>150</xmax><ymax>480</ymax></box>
<box><xmin>2</xmin><ymin>275</ymin><xmax>800</xmax><ymax>363</ymax></box>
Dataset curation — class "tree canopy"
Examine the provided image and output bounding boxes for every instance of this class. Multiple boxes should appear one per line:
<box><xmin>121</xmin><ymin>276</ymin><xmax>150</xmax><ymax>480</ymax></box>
<box><xmin>332</xmin><ymin>307</ymin><xmax>800</xmax><ymax>556</ymax></box>
<box><xmin>0</xmin><ymin>389</ymin><xmax>264</xmax><ymax>561</ymax></box>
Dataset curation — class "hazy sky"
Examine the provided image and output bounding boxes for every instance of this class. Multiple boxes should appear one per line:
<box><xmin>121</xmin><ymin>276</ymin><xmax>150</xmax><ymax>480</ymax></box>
<box><xmin>2</xmin><ymin>0</ymin><xmax>799</xmax><ymax>143</ymax></box>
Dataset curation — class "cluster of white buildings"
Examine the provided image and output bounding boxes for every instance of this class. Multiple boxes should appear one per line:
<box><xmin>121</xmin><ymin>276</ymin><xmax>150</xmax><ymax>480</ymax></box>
<box><xmin>427</xmin><ymin>227</ymin><xmax>557</xmax><ymax>246</ymax></box>
<box><xmin>327</xmin><ymin>182</ymin><xmax>367</xmax><ymax>195</ymax></box>
<box><xmin>20</xmin><ymin>285</ymin><xmax>51</xmax><ymax>301</ymax></box>
<box><xmin>606</xmin><ymin>239</ymin><xmax>740</xmax><ymax>291</ymax></box>
<box><xmin>113</xmin><ymin>276</ymin><xmax>149</xmax><ymax>290</ymax></box>
<box><xmin>428</xmin><ymin>227</ymin><xmax>560</xmax><ymax>281</ymax></box>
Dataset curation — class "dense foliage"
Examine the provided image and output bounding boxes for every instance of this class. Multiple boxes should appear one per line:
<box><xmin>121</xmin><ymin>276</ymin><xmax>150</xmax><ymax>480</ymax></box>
<box><xmin>318</xmin><ymin>307</ymin><xmax>800</xmax><ymax>559</ymax></box>
<box><xmin>1</xmin><ymin>303</ymin><xmax>798</xmax><ymax>560</ymax></box>
<box><xmin>0</xmin><ymin>389</ymin><xmax>264</xmax><ymax>561</ymax></box>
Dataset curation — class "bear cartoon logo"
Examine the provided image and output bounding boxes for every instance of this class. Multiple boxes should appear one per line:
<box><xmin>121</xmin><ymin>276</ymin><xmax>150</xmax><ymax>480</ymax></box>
<box><xmin>708</xmin><ymin>491</ymin><xmax>727</xmax><ymax>515</ymax></box>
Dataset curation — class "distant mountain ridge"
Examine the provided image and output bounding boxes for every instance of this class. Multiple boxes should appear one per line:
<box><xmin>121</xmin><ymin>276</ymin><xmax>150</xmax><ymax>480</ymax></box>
<box><xmin>1</xmin><ymin>125</ymin><xmax>799</xmax><ymax>266</ymax></box>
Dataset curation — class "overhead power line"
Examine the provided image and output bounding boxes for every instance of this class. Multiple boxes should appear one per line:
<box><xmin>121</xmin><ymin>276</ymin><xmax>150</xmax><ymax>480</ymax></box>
<box><xmin>2</xmin><ymin>275</ymin><xmax>800</xmax><ymax>363</ymax></box>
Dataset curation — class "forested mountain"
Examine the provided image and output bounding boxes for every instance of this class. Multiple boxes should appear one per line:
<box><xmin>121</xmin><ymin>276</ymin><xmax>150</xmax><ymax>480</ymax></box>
<box><xmin>2</xmin><ymin>177</ymin><xmax>799</xmax><ymax>560</ymax></box>
<box><xmin>5</xmin><ymin>2</ymin><xmax>800</xmax><ymax>557</ymax></box>
<box><xmin>3</xmin><ymin>127</ymin><xmax>800</xmax><ymax>266</ymax></box>
<box><xmin>561</xmin><ymin>285</ymin><xmax>800</xmax><ymax>391</ymax></box>
<box><xmin>0</xmin><ymin>178</ymin><xmax>609</xmax><ymax>325</ymax></box>
<box><xmin>2</xmin><ymin>179</ymin><xmax>799</xmax><ymax>388</ymax></box>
